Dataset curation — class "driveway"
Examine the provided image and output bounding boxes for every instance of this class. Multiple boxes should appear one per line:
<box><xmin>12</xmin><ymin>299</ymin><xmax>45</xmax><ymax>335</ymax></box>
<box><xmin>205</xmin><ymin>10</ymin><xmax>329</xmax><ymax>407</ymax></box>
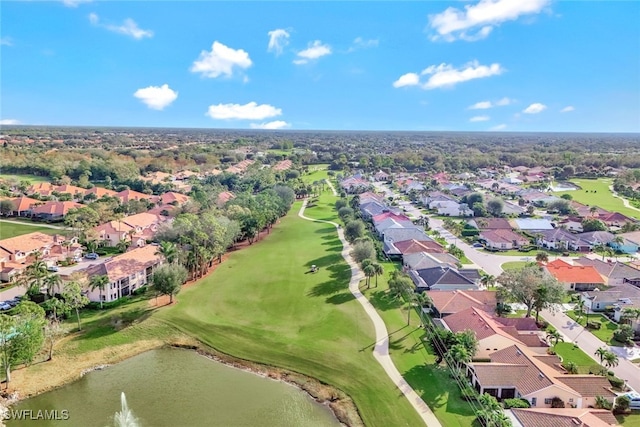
<box><xmin>541</xmin><ymin>307</ymin><xmax>640</xmax><ymax>393</ymax></box>
<box><xmin>57</xmin><ymin>257</ymin><xmax>109</xmax><ymax>276</ymax></box>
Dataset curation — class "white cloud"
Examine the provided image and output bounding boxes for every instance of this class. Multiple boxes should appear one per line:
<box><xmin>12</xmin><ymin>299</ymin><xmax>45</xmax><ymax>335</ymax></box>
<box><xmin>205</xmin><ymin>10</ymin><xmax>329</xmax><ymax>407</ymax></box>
<box><xmin>191</xmin><ymin>41</ymin><xmax>252</xmax><ymax>78</ymax></box>
<box><xmin>89</xmin><ymin>14</ymin><xmax>153</xmax><ymax>40</ymax></box>
<box><xmin>523</xmin><ymin>102</ymin><xmax>547</xmax><ymax>114</ymax></box>
<box><xmin>428</xmin><ymin>0</ymin><xmax>550</xmax><ymax>42</ymax></box>
<box><xmin>392</xmin><ymin>73</ymin><xmax>420</xmax><ymax>88</ymax></box>
<box><xmin>294</xmin><ymin>40</ymin><xmax>332</xmax><ymax>64</ymax></box>
<box><xmin>1</xmin><ymin>37</ymin><xmax>13</xmax><ymax>46</ymax></box>
<box><xmin>133</xmin><ymin>84</ymin><xmax>178</xmax><ymax>110</ymax></box>
<box><xmin>347</xmin><ymin>37</ymin><xmax>379</xmax><ymax>52</ymax></box>
<box><xmin>468</xmin><ymin>97</ymin><xmax>513</xmax><ymax>109</ymax></box>
<box><xmin>206</xmin><ymin>102</ymin><xmax>282</xmax><ymax>120</ymax></box>
<box><xmin>490</xmin><ymin>123</ymin><xmax>507</xmax><ymax>131</ymax></box>
<box><xmin>267</xmin><ymin>29</ymin><xmax>290</xmax><ymax>55</ymax></box>
<box><xmin>561</xmin><ymin>105</ymin><xmax>575</xmax><ymax>113</ymax></box>
<box><xmin>62</xmin><ymin>0</ymin><xmax>92</xmax><ymax>7</ymax></box>
<box><xmin>0</xmin><ymin>119</ymin><xmax>21</xmax><ymax>125</ymax></box>
<box><xmin>470</xmin><ymin>115</ymin><xmax>490</xmax><ymax>122</ymax></box>
<box><xmin>495</xmin><ymin>97</ymin><xmax>513</xmax><ymax>106</ymax></box>
<box><xmin>250</xmin><ymin>121</ymin><xmax>290</xmax><ymax>130</ymax></box>
<box><xmin>469</xmin><ymin>101</ymin><xmax>492</xmax><ymax>110</ymax></box>
<box><xmin>422</xmin><ymin>61</ymin><xmax>503</xmax><ymax>89</ymax></box>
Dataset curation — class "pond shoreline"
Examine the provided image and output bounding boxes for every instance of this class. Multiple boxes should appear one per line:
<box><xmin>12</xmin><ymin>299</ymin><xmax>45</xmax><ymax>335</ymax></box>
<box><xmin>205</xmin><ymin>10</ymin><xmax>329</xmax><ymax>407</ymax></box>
<box><xmin>1</xmin><ymin>340</ymin><xmax>363</xmax><ymax>427</ymax></box>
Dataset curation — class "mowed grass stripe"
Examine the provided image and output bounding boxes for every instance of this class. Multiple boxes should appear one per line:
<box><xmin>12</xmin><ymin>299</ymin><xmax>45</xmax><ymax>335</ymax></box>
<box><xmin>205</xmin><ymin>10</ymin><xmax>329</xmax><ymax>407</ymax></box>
<box><xmin>158</xmin><ymin>201</ymin><xmax>424</xmax><ymax>426</ymax></box>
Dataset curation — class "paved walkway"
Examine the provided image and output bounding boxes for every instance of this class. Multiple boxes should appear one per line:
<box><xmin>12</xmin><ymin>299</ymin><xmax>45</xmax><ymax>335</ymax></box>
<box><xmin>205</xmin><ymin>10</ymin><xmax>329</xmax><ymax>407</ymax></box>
<box><xmin>541</xmin><ymin>307</ymin><xmax>640</xmax><ymax>393</ymax></box>
<box><xmin>298</xmin><ymin>194</ymin><xmax>441</xmax><ymax>427</ymax></box>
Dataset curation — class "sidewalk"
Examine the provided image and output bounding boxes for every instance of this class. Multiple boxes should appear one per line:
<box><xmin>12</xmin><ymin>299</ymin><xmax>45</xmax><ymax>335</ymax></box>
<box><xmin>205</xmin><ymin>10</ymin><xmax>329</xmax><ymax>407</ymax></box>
<box><xmin>541</xmin><ymin>307</ymin><xmax>640</xmax><ymax>393</ymax></box>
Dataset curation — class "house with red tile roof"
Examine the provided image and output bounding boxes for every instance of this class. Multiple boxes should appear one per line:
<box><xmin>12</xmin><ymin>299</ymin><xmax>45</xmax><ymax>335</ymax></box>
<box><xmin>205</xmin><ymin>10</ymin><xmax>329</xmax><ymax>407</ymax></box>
<box><xmin>53</xmin><ymin>184</ymin><xmax>86</xmax><ymax>198</ymax></box>
<box><xmin>467</xmin><ymin>217</ymin><xmax>513</xmax><ymax>231</ymax></box>
<box><xmin>82</xmin><ymin>245</ymin><xmax>163</xmax><ymax>303</ymax></box>
<box><xmin>116</xmin><ymin>189</ymin><xmax>153</xmax><ymax>204</ymax></box>
<box><xmin>273</xmin><ymin>159</ymin><xmax>292</xmax><ymax>171</ymax></box>
<box><xmin>27</xmin><ymin>182</ymin><xmax>56</xmax><ymax>197</ymax></box>
<box><xmin>0</xmin><ymin>232</ymin><xmax>79</xmax><ymax>265</ymax></box>
<box><xmin>509</xmin><ymin>408</ymin><xmax>619</xmax><ymax>427</ymax></box>
<box><xmin>392</xmin><ymin>239</ymin><xmax>444</xmax><ymax>255</ymax></box>
<box><xmin>84</xmin><ymin>186</ymin><xmax>118</xmax><ymax>199</ymax></box>
<box><xmin>544</xmin><ymin>260</ymin><xmax>605</xmax><ymax>291</ymax></box>
<box><xmin>93</xmin><ymin>221</ymin><xmax>136</xmax><ymax>247</ymax></box>
<box><xmin>122</xmin><ymin>212</ymin><xmax>167</xmax><ymax>234</ymax></box>
<box><xmin>30</xmin><ymin>201</ymin><xmax>83</xmax><ymax>221</ymax></box>
<box><xmin>442</xmin><ymin>307</ymin><xmax>545</xmax><ymax>358</ymax></box>
<box><xmin>467</xmin><ymin>344</ymin><xmax>616</xmax><ymax>408</ymax></box>
<box><xmin>216</xmin><ymin>191</ymin><xmax>236</xmax><ymax>208</ymax></box>
<box><xmin>3</xmin><ymin>196</ymin><xmax>39</xmax><ymax>216</ymax></box>
<box><xmin>425</xmin><ymin>290</ymin><xmax>496</xmax><ymax>318</ymax></box>
<box><xmin>154</xmin><ymin>191</ymin><xmax>190</xmax><ymax>206</ymax></box>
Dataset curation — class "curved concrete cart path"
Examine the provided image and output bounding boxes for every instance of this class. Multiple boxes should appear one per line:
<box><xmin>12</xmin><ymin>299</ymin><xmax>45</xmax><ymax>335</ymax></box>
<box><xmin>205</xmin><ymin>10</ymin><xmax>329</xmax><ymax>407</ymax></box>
<box><xmin>298</xmin><ymin>196</ymin><xmax>441</xmax><ymax>427</ymax></box>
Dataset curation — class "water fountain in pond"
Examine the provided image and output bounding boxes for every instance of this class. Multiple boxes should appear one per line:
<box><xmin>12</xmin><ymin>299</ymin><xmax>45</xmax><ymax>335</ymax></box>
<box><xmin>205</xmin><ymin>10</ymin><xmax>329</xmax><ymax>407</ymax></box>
<box><xmin>114</xmin><ymin>392</ymin><xmax>140</xmax><ymax>427</ymax></box>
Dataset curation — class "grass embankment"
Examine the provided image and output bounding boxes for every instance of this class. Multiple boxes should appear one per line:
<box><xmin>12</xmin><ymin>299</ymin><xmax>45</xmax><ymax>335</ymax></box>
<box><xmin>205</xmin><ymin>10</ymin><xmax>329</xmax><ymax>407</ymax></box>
<box><xmin>0</xmin><ymin>174</ymin><xmax>50</xmax><ymax>183</ymax></box>
<box><xmin>158</xmin><ymin>197</ymin><xmax>424</xmax><ymax>427</ymax></box>
<box><xmin>565</xmin><ymin>310</ymin><xmax>619</xmax><ymax>344</ymax></box>
<box><xmin>500</xmin><ymin>261</ymin><xmax>531</xmax><ymax>271</ymax></box>
<box><xmin>0</xmin><ymin>221</ymin><xmax>59</xmax><ymax>239</ymax></box>
<box><xmin>553</xmin><ymin>178</ymin><xmax>640</xmax><ymax>220</ymax></box>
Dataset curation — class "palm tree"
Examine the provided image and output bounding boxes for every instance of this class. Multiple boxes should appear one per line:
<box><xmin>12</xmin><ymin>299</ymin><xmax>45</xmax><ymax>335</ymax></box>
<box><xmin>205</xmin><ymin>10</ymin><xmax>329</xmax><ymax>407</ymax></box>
<box><xmin>603</xmin><ymin>351</ymin><xmax>619</xmax><ymax>370</ymax></box>
<box><xmin>449</xmin><ymin>343</ymin><xmax>470</xmax><ymax>368</ymax></box>
<box><xmin>372</xmin><ymin>263</ymin><xmax>384</xmax><ymax>288</ymax></box>
<box><xmin>546</xmin><ymin>330</ymin><xmax>564</xmax><ymax>348</ymax></box>
<box><xmin>480</xmin><ymin>274</ymin><xmax>496</xmax><ymax>289</ymax></box>
<box><xmin>89</xmin><ymin>274</ymin><xmax>109</xmax><ymax>309</ymax></box>
<box><xmin>595</xmin><ymin>347</ymin><xmax>608</xmax><ymax>371</ymax></box>
<box><xmin>535</xmin><ymin>251</ymin><xmax>549</xmax><ymax>264</ymax></box>
<box><xmin>156</xmin><ymin>241</ymin><xmax>178</xmax><ymax>264</ymax></box>
<box><xmin>363</xmin><ymin>265</ymin><xmax>376</xmax><ymax>289</ymax></box>
<box><xmin>589</xmin><ymin>205</ymin><xmax>598</xmax><ymax>217</ymax></box>
<box><xmin>612</xmin><ymin>236</ymin><xmax>624</xmax><ymax>260</ymax></box>
<box><xmin>43</xmin><ymin>274</ymin><xmax>62</xmax><ymax>298</ymax></box>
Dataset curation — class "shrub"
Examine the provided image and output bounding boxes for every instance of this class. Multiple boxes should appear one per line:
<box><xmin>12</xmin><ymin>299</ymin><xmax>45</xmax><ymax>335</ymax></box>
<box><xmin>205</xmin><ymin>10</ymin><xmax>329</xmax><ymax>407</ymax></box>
<box><xmin>613</xmin><ymin>324</ymin><xmax>634</xmax><ymax>344</ymax></box>
<box><xmin>614</xmin><ymin>395</ymin><xmax>630</xmax><ymax>414</ymax></box>
<box><xmin>551</xmin><ymin>397</ymin><xmax>565</xmax><ymax>408</ymax></box>
<box><xmin>587</xmin><ymin>321</ymin><xmax>601</xmax><ymax>330</ymax></box>
<box><xmin>608</xmin><ymin>376</ymin><xmax>625</xmax><ymax>390</ymax></box>
<box><xmin>460</xmin><ymin>386</ymin><xmax>477</xmax><ymax>401</ymax></box>
<box><xmin>335</xmin><ymin>199</ymin><xmax>348</xmax><ymax>210</ymax></box>
<box><xmin>503</xmin><ymin>398</ymin><xmax>530</xmax><ymax>409</ymax></box>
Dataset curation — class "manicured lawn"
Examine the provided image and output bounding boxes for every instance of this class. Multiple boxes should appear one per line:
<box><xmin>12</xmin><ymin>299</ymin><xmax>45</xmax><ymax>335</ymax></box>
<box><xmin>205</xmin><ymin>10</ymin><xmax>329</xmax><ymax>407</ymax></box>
<box><xmin>302</xmin><ymin>165</ymin><xmax>331</xmax><ymax>184</ymax></box>
<box><xmin>566</xmin><ymin>310</ymin><xmax>619</xmax><ymax>344</ymax></box>
<box><xmin>0</xmin><ymin>221</ymin><xmax>59</xmax><ymax>239</ymax></box>
<box><xmin>553</xmin><ymin>178</ymin><xmax>640</xmax><ymax>220</ymax></box>
<box><xmin>157</xmin><ymin>201</ymin><xmax>424</xmax><ymax>427</ymax></box>
<box><xmin>480</xmin><ymin>249</ymin><xmax>536</xmax><ymax>257</ymax></box>
<box><xmin>553</xmin><ymin>342</ymin><xmax>598</xmax><ymax>374</ymax></box>
<box><xmin>504</xmin><ymin>310</ymin><xmax>527</xmax><ymax>318</ymax></box>
<box><xmin>0</xmin><ymin>173</ymin><xmax>50</xmax><ymax>183</ymax></box>
<box><xmin>361</xmin><ymin>261</ymin><xmax>476</xmax><ymax>427</ymax></box>
<box><xmin>616</xmin><ymin>413</ymin><xmax>640</xmax><ymax>425</ymax></box>
<box><xmin>501</xmin><ymin>261</ymin><xmax>531</xmax><ymax>271</ymax></box>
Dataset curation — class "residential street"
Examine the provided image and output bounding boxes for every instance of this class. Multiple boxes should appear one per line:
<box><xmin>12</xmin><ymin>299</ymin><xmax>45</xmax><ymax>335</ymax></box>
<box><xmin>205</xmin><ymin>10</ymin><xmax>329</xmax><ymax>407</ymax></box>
<box><xmin>542</xmin><ymin>307</ymin><xmax>640</xmax><ymax>393</ymax></box>
<box><xmin>372</xmin><ymin>180</ymin><xmax>640</xmax><ymax>391</ymax></box>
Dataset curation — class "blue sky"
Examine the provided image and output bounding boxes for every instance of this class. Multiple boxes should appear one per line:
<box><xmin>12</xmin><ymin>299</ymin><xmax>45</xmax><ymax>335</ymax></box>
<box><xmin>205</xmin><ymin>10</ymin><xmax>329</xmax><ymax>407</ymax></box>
<box><xmin>1</xmin><ymin>1</ymin><xmax>639</xmax><ymax>132</ymax></box>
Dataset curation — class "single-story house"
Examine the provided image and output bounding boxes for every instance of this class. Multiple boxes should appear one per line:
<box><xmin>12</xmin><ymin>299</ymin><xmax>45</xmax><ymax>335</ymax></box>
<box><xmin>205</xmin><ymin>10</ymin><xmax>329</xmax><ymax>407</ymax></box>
<box><xmin>609</xmin><ymin>238</ymin><xmax>639</xmax><ymax>255</ymax></box>
<box><xmin>442</xmin><ymin>307</ymin><xmax>545</xmax><ymax>359</ymax></box>
<box><xmin>402</xmin><ymin>251</ymin><xmax>459</xmax><ymax>271</ymax></box>
<box><xmin>432</xmin><ymin>200</ymin><xmax>474</xmax><ymax>217</ymax></box>
<box><xmin>512</xmin><ymin>218</ymin><xmax>554</xmax><ymax>232</ymax></box>
<box><xmin>93</xmin><ymin>220</ymin><xmax>136</xmax><ymax>247</ymax></box>
<box><xmin>557</xmin><ymin>217</ymin><xmax>584</xmax><ymax>233</ymax></box>
<box><xmin>574</xmin><ymin>257</ymin><xmax>640</xmax><ymax>286</ymax></box>
<box><xmin>383</xmin><ymin>227</ymin><xmax>431</xmax><ymax>245</ymax></box>
<box><xmin>426</xmin><ymin>290</ymin><xmax>496</xmax><ymax>318</ymax></box>
<box><xmin>467</xmin><ymin>217</ymin><xmax>512</xmax><ymax>231</ymax></box>
<box><xmin>410</xmin><ymin>266</ymin><xmax>480</xmax><ymax>291</ymax></box>
<box><xmin>3</xmin><ymin>196</ymin><xmax>39</xmax><ymax>217</ymax></box>
<box><xmin>576</xmin><ymin>231</ymin><xmax>615</xmax><ymax>247</ymax></box>
<box><xmin>467</xmin><ymin>344</ymin><xmax>616</xmax><ymax>408</ymax></box>
<box><xmin>30</xmin><ymin>201</ymin><xmax>83</xmax><ymax>221</ymax></box>
<box><xmin>581</xmin><ymin>283</ymin><xmax>640</xmax><ymax>321</ymax></box>
<box><xmin>536</xmin><ymin>228</ymin><xmax>591</xmax><ymax>252</ymax></box>
<box><xmin>480</xmin><ymin>229</ymin><xmax>530</xmax><ymax>251</ymax></box>
<box><xmin>544</xmin><ymin>259</ymin><xmax>605</xmax><ymax>291</ymax></box>
<box><xmin>620</xmin><ymin>230</ymin><xmax>640</xmax><ymax>247</ymax></box>
<box><xmin>509</xmin><ymin>408</ymin><xmax>619</xmax><ymax>427</ymax></box>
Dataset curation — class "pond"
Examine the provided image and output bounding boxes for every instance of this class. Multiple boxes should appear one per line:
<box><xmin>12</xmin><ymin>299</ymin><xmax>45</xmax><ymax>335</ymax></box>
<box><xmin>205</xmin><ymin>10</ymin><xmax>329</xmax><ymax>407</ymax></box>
<box><xmin>7</xmin><ymin>348</ymin><xmax>340</xmax><ymax>427</ymax></box>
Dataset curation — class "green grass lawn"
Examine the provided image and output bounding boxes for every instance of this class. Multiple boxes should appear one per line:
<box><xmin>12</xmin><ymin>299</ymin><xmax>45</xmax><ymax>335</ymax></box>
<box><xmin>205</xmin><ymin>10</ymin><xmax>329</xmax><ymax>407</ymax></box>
<box><xmin>566</xmin><ymin>310</ymin><xmax>619</xmax><ymax>344</ymax></box>
<box><xmin>553</xmin><ymin>178</ymin><xmax>640</xmax><ymax>220</ymax></box>
<box><xmin>0</xmin><ymin>221</ymin><xmax>59</xmax><ymax>239</ymax></box>
<box><xmin>0</xmin><ymin>173</ymin><xmax>50</xmax><ymax>183</ymax></box>
<box><xmin>157</xmin><ymin>201</ymin><xmax>424</xmax><ymax>427</ymax></box>
<box><xmin>500</xmin><ymin>261</ymin><xmax>531</xmax><ymax>271</ymax></box>
<box><xmin>553</xmin><ymin>342</ymin><xmax>598</xmax><ymax>374</ymax></box>
<box><xmin>361</xmin><ymin>262</ymin><xmax>476</xmax><ymax>427</ymax></box>
<box><xmin>617</xmin><ymin>413</ymin><xmax>640</xmax><ymax>425</ymax></box>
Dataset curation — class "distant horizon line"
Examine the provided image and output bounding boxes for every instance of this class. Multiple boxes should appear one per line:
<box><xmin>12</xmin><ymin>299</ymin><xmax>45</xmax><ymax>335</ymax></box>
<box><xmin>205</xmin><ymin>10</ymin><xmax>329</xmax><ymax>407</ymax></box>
<box><xmin>1</xmin><ymin>124</ymin><xmax>638</xmax><ymax>136</ymax></box>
